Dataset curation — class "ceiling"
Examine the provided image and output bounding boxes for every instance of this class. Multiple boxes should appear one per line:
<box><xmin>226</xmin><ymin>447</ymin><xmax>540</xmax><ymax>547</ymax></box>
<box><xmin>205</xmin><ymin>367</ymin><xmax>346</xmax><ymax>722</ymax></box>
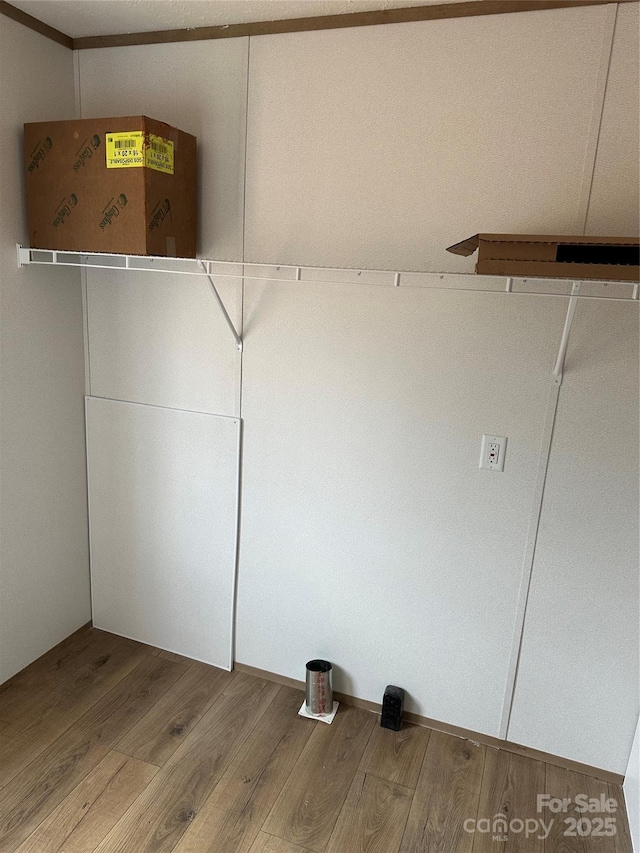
<box><xmin>10</xmin><ymin>0</ymin><xmax>472</xmax><ymax>39</ymax></box>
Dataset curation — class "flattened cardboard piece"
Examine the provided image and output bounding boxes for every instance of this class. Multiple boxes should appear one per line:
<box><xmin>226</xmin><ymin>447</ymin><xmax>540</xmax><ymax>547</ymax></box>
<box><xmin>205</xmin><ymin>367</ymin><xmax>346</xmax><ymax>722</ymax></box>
<box><xmin>24</xmin><ymin>116</ymin><xmax>196</xmax><ymax>257</ymax></box>
<box><xmin>446</xmin><ymin>233</ymin><xmax>639</xmax><ymax>281</ymax></box>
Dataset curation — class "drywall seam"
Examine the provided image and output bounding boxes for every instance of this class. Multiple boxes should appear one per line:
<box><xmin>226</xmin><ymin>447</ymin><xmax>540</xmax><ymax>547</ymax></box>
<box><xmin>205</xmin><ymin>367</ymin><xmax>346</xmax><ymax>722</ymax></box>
<box><xmin>80</xmin><ymin>271</ymin><xmax>91</xmax><ymax>396</ymax></box>
<box><xmin>74</xmin><ymin>52</ymin><xmax>91</xmax><ymax>398</ymax></box>
<box><xmin>241</xmin><ymin>37</ymin><xmax>250</xmax><ymax>269</ymax></box>
<box><xmin>498</xmin><ymin>378</ymin><xmax>562</xmax><ymax>739</ymax></box>
<box><xmin>83</xmin><ymin>396</ymin><xmax>95</xmax><ymax>625</ymax></box>
<box><xmin>229</xmin><ymin>419</ymin><xmax>243</xmax><ymax>669</ymax></box>
<box><xmin>231</xmin><ymin>36</ymin><xmax>251</xmax><ymax>668</ymax></box>
<box><xmin>578</xmin><ymin>2</ymin><xmax>618</xmax><ymax>234</ymax></box>
<box><xmin>72</xmin><ymin>48</ymin><xmax>82</xmax><ymax>117</ymax></box>
<box><xmin>239</xmin><ymin>36</ymin><xmax>251</xmax><ymax>418</ymax></box>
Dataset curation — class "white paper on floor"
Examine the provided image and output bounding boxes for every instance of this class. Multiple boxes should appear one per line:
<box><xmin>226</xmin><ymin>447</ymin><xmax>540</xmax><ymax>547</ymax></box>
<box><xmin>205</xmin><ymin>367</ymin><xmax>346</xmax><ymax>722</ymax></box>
<box><xmin>298</xmin><ymin>700</ymin><xmax>339</xmax><ymax>724</ymax></box>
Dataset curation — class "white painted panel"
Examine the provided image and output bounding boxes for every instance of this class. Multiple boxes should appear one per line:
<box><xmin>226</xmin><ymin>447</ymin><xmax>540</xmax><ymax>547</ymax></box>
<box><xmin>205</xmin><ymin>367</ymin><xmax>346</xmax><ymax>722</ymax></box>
<box><xmin>508</xmin><ymin>301</ymin><xmax>639</xmax><ymax>774</ymax></box>
<box><xmin>626</xmin><ymin>717</ymin><xmax>640</xmax><ymax>853</ymax></box>
<box><xmin>238</xmin><ymin>281</ymin><xmax>565</xmax><ymax>735</ymax></box>
<box><xmin>245</xmin><ymin>6</ymin><xmax>611</xmax><ymax>272</ymax></box>
<box><xmin>86</xmin><ymin>397</ymin><xmax>239</xmax><ymax>669</ymax></box>
<box><xmin>78</xmin><ymin>38</ymin><xmax>248</xmax><ymax>261</ymax></box>
<box><xmin>86</xmin><ymin>269</ymin><xmax>241</xmax><ymax>416</ymax></box>
<box><xmin>586</xmin><ymin>3</ymin><xmax>640</xmax><ymax>236</ymax></box>
<box><xmin>0</xmin><ymin>19</ymin><xmax>89</xmax><ymax>684</ymax></box>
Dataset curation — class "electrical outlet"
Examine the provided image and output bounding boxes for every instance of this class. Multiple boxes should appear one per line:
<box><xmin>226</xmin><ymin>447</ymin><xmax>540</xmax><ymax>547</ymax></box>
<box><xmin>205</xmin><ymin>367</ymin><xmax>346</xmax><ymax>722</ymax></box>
<box><xmin>480</xmin><ymin>435</ymin><xmax>507</xmax><ymax>471</ymax></box>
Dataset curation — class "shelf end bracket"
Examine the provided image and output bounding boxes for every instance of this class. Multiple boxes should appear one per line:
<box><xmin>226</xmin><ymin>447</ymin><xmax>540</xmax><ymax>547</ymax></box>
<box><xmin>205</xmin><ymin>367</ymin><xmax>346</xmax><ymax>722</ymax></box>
<box><xmin>17</xmin><ymin>244</ymin><xmax>31</xmax><ymax>267</ymax></box>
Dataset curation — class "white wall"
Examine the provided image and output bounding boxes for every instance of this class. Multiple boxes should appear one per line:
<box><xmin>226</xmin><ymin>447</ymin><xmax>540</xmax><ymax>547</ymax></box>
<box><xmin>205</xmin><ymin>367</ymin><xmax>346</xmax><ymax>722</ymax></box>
<box><xmin>239</xmin><ymin>279</ymin><xmax>567</xmax><ymax>736</ymax></box>
<box><xmin>626</xmin><ymin>717</ymin><xmax>640</xmax><ymax>852</ymax></box>
<box><xmin>244</xmin><ymin>4</ymin><xmax>621</xmax><ymax>271</ymax></box>
<box><xmin>78</xmin><ymin>39</ymin><xmax>249</xmax><ymax>261</ymax></box>
<box><xmin>239</xmin><ymin>3</ymin><xmax>639</xmax><ymax>772</ymax></box>
<box><xmin>77</xmin><ymin>3</ymin><xmax>639</xmax><ymax>773</ymax></box>
<box><xmin>85</xmin><ymin>268</ymin><xmax>242</xmax><ymax>415</ymax></box>
<box><xmin>586</xmin><ymin>2</ymin><xmax>640</xmax><ymax>235</ymax></box>
<box><xmin>77</xmin><ymin>40</ymin><xmax>247</xmax><ymax>415</ymax></box>
<box><xmin>507</xmin><ymin>299</ymin><xmax>639</xmax><ymax>771</ymax></box>
<box><xmin>0</xmin><ymin>19</ymin><xmax>90</xmax><ymax>683</ymax></box>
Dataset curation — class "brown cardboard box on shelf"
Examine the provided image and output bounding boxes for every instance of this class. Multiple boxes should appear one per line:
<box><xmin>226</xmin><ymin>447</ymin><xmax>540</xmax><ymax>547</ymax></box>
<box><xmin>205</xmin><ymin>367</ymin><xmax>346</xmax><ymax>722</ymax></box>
<box><xmin>447</xmin><ymin>234</ymin><xmax>640</xmax><ymax>282</ymax></box>
<box><xmin>24</xmin><ymin>116</ymin><xmax>196</xmax><ymax>257</ymax></box>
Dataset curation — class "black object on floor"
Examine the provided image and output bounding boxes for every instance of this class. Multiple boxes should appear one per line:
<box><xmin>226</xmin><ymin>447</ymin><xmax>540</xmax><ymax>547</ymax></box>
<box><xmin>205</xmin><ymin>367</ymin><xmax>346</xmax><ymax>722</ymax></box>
<box><xmin>381</xmin><ymin>685</ymin><xmax>405</xmax><ymax>731</ymax></box>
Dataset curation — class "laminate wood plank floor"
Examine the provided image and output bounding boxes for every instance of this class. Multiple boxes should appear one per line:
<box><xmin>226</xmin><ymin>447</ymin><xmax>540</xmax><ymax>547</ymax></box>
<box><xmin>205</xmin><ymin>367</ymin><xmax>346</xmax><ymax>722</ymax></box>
<box><xmin>0</xmin><ymin>655</ymin><xmax>185</xmax><ymax>851</ymax></box>
<box><xmin>472</xmin><ymin>747</ymin><xmax>546</xmax><ymax>853</ymax></box>
<box><xmin>116</xmin><ymin>661</ymin><xmax>234</xmax><ymax>767</ymax></box>
<box><xmin>0</xmin><ymin>635</ymin><xmax>150</xmax><ymax>787</ymax></box>
<box><xmin>400</xmin><ymin>729</ymin><xmax>485</xmax><ymax>853</ymax></box>
<box><xmin>0</xmin><ymin>628</ymin><xmax>631</xmax><ymax>853</ymax></box>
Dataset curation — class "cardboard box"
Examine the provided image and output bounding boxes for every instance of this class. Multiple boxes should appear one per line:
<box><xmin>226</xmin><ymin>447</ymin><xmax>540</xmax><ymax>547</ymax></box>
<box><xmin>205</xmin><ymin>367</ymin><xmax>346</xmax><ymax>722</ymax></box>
<box><xmin>447</xmin><ymin>234</ymin><xmax>640</xmax><ymax>282</ymax></box>
<box><xmin>24</xmin><ymin>116</ymin><xmax>197</xmax><ymax>257</ymax></box>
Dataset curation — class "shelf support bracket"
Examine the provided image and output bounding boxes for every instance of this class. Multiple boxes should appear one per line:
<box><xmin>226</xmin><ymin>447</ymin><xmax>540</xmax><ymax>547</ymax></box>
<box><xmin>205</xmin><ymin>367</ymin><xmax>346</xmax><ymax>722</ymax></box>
<box><xmin>552</xmin><ymin>282</ymin><xmax>580</xmax><ymax>385</ymax></box>
<box><xmin>199</xmin><ymin>261</ymin><xmax>243</xmax><ymax>352</ymax></box>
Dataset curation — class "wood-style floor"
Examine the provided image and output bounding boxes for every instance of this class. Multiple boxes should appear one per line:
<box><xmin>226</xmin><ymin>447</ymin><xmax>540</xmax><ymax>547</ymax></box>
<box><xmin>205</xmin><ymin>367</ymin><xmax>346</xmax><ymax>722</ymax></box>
<box><xmin>0</xmin><ymin>625</ymin><xmax>632</xmax><ymax>853</ymax></box>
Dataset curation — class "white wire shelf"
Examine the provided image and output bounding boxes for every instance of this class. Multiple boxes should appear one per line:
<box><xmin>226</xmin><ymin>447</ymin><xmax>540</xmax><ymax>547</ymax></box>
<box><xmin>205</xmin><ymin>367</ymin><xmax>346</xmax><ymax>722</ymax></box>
<box><xmin>17</xmin><ymin>245</ymin><xmax>640</xmax><ymax>354</ymax></box>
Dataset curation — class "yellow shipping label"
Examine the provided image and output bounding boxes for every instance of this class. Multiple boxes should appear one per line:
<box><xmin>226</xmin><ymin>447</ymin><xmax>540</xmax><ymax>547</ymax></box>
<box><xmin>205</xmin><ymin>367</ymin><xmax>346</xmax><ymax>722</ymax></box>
<box><xmin>145</xmin><ymin>134</ymin><xmax>174</xmax><ymax>175</ymax></box>
<box><xmin>105</xmin><ymin>131</ymin><xmax>174</xmax><ymax>174</ymax></box>
<box><xmin>106</xmin><ymin>131</ymin><xmax>144</xmax><ymax>168</ymax></box>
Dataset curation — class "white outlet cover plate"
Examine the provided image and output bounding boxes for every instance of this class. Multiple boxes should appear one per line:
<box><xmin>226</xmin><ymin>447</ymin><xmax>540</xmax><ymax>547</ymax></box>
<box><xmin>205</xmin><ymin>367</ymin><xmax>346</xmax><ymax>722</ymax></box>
<box><xmin>480</xmin><ymin>434</ymin><xmax>507</xmax><ymax>472</ymax></box>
